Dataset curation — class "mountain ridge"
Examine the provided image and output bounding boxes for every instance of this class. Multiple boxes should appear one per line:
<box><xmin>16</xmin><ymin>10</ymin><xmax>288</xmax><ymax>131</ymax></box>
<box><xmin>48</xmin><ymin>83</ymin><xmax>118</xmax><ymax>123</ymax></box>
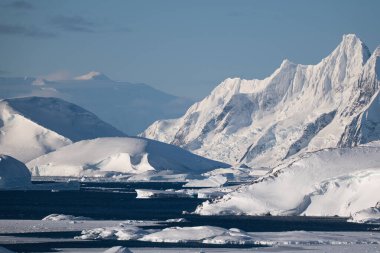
<box><xmin>142</xmin><ymin>34</ymin><xmax>380</xmax><ymax>168</ymax></box>
<box><xmin>0</xmin><ymin>75</ymin><xmax>193</xmax><ymax>135</ymax></box>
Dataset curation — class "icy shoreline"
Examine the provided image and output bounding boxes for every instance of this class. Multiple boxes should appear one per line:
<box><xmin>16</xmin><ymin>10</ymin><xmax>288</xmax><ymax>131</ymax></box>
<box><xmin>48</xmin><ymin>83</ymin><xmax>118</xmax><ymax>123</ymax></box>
<box><xmin>1</xmin><ymin>219</ymin><xmax>379</xmax><ymax>253</ymax></box>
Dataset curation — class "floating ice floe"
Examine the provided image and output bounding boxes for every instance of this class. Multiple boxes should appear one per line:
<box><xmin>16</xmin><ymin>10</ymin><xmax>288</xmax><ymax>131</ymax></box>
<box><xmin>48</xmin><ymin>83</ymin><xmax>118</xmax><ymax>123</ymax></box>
<box><xmin>184</xmin><ymin>175</ymin><xmax>227</xmax><ymax>188</ymax></box>
<box><xmin>77</xmin><ymin>225</ymin><xmax>255</xmax><ymax>245</ymax></box>
<box><xmin>165</xmin><ymin>218</ymin><xmax>187</xmax><ymax>223</ymax></box>
<box><xmin>0</xmin><ymin>154</ymin><xmax>79</xmax><ymax>191</ymax></box>
<box><xmin>76</xmin><ymin>225</ymin><xmax>150</xmax><ymax>241</ymax></box>
<box><xmin>135</xmin><ymin>185</ymin><xmax>238</xmax><ymax>199</ymax></box>
<box><xmin>76</xmin><ymin>225</ymin><xmax>380</xmax><ymax>247</ymax></box>
<box><xmin>42</xmin><ymin>214</ymin><xmax>93</xmax><ymax>221</ymax></box>
<box><xmin>103</xmin><ymin>246</ymin><xmax>133</xmax><ymax>253</ymax></box>
<box><xmin>140</xmin><ymin>226</ymin><xmax>254</xmax><ymax>245</ymax></box>
<box><xmin>348</xmin><ymin>202</ymin><xmax>380</xmax><ymax>224</ymax></box>
<box><xmin>135</xmin><ymin>189</ymin><xmax>191</xmax><ymax>199</ymax></box>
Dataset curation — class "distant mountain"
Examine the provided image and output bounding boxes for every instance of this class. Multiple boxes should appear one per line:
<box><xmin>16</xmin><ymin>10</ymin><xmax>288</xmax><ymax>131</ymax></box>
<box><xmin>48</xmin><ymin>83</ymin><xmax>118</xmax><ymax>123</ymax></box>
<box><xmin>27</xmin><ymin>137</ymin><xmax>229</xmax><ymax>179</ymax></box>
<box><xmin>0</xmin><ymin>97</ymin><xmax>126</xmax><ymax>162</ymax></box>
<box><xmin>0</xmin><ymin>74</ymin><xmax>193</xmax><ymax>135</ymax></box>
<box><xmin>74</xmin><ymin>71</ymin><xmax>110</xmax><ymax>81</ymax></box>
<box><xmin>143</xmin><ymin>34</ymin><xmax>380</xmax><ymax>168</ymax></box>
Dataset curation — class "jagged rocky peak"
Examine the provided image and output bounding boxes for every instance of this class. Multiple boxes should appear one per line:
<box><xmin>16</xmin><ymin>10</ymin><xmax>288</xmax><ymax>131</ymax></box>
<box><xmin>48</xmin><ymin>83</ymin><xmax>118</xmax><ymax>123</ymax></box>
<box><xmin>142</xmin><ymin>34</ymin><xmax>380</xmax><ymax>168</ymax></box>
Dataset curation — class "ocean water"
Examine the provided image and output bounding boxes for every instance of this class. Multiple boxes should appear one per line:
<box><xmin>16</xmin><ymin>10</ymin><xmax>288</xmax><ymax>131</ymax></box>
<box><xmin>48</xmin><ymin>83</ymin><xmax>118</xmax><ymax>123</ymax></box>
<box><xmin>0</xmin><ymin>182</ymin><xmax>378</xmax><ymax>252</ymax></box>
<box><xmin>0</xmin><ymin>182</ymin><xmax>376</xmax><ymax>231</ymax></box>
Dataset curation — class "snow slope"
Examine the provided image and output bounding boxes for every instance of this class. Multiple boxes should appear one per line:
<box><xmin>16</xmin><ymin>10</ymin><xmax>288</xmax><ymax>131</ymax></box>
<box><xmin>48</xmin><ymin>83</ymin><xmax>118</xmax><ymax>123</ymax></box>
<box><xmin>0</xmin><ymin>74</ymin><xmax>193</xmax><ymax>135</ymax></box>
<box><xmin>27</xmin><ymin>137</ymin><xmax>229</xmax><ymax>178</ymax></box>
<box><xmin>0</xmin><ymin>97</ymin><xmax>125</xmax><ymax>162</ymax></box>
<box><xmin>195</xmin><ymin>145</ymin><xmax>380</xmax><ymax>217</ymax></box>
<box><xmin>143</xmin><ymin>34</ymin><xmax>380</xmax><ymax>168</ymax></box>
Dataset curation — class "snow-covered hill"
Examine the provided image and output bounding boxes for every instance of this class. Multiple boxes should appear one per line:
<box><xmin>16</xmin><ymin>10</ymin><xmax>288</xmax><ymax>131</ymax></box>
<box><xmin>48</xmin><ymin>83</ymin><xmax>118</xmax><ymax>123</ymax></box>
<box><xmin>143</xmin><ymin>34</ymin><xmax>380</xmax><ymax>168</ymax></box>
<box><xmin>195</xmin><ymin>144</ymin><xmax>380</xmax><ymax>217</ymax></box>
<box><xmin>0</xmin><ymin>97</ymin><xmax>125</xmax><ymax>162</ymax></box>
<box><xmin>27</xmin><ymin>137</ymin><xmax>229</xmax><ymax>179</ymax></box>
<box><xmin>0</xmin><ymin>74</ymin><xmax>193</xmax><ymax>135</ymax></box>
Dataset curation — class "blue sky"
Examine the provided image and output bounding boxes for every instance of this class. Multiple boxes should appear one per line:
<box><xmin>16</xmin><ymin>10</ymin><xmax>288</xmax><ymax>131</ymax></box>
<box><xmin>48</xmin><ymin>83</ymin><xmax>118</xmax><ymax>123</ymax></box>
<box><xmin>0</xmin><ymin>0</ymin><xmax>379</xmax><ymax>99</ymax></box>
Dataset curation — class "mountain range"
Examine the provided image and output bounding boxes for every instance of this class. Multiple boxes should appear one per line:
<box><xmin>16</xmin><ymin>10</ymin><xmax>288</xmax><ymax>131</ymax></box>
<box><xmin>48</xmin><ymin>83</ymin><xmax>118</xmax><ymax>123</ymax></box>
<box><xmin>0</xmin><ymin>96</ymin><xmax>227</xmax><ymax>179</ymax></box>
<box><xmin>143</xmin><ymin>34</ymin><xmax>380</xmax><ymax>169</ymax></box>
<box><xmin>0</xmin><ymin>73</ymin><xmax>193</xmax><ymax>135</ymax></box>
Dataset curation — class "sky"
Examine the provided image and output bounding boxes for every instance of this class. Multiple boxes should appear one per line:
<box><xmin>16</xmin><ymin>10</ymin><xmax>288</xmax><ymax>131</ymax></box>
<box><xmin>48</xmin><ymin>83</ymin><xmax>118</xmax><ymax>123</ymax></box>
<box><xmin>0</xmin><ymin>0</ymin><xmax>380</xmax><ymax>99</ymax></box>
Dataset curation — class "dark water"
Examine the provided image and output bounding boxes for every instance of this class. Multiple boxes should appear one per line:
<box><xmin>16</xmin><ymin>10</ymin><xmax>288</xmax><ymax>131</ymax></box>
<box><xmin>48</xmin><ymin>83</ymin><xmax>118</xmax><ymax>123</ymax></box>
<box><xmin>0</xmin><ymin>182</ymin><xmax>377</xmax><ymax>231</ymax></box>
<box><xmin>0</xmin><ymin>182</ymin><xmax>203</xmax><ymax>220</ymax></box>
<box><xmin>0</xmin><ymin>182</ymin><xmax>378</xmax><ymax>252</ymax></box>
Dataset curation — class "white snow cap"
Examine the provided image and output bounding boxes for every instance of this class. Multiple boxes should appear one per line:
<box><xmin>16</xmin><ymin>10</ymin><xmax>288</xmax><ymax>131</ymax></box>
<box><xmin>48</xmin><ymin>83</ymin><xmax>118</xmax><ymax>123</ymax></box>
<box><xmin>142</xmin><ymin>33</ymin><xmax>378</xmax><ymax>168</ymax></box>
<box><xmin>74</xmin><ymin>71</ymin><xmax>110</xmax><ymax>81</ymax></box>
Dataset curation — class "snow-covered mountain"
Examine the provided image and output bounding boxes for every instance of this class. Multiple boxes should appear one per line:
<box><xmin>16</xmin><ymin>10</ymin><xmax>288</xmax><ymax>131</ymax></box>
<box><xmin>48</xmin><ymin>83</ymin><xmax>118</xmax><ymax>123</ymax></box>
<box><xmin>74</xmin><ymin>71</ymin><xmax>110</xmax><ymax>81</ymax></box>
<box><xmin>195</xmin><ymin>143</ymin><xmax>380</xmax><ymax>217</ymax></box>
<box><xmin>27</xmin><ymin>137</ymin><xmax>229</xmax><ymax>179</ymax></box>
<box><xmin>143</xmin><ymin>34</ymin><xmax>380</xmax><ymax>168</ymax></box>
<box><xmin>0</xmin><ymin>97</ymin><xmax>126</xmax><ymax>162</ymax></box>
<box><xmin>0</xmin><ymin>74</ymin><xmax>193</xmax><ymax>135</ymax></box>
<box><xmin>0</xmin><ymin>155</ymin><xmax>31</xmax><ymax>189</ymax></box>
